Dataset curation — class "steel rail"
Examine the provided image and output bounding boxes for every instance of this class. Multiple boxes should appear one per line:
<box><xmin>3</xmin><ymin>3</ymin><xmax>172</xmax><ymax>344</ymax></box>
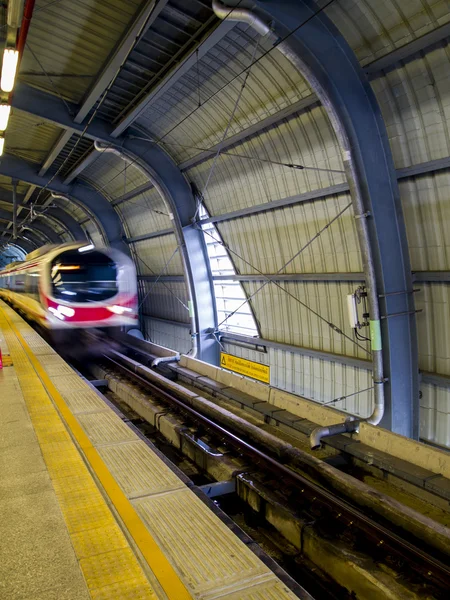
<box><xmin>102</xmin><ymin>352</ymin><xmax>450</xmax><ymax>594</ymax></box>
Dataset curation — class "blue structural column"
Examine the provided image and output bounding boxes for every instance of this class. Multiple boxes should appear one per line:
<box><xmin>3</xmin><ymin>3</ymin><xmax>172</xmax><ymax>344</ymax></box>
<box><xmin>247</xmin><ymin>0</ymin><xmax>418</xmax><ymax>437</ymax></box>
<box><xmin>105</xmin><ymin>138</ymin><xmax>219</xmax><ymax>366</ymax></box>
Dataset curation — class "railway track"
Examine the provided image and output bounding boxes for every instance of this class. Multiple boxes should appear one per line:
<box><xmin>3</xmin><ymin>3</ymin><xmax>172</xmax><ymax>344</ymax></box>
<box><xmin>92</xmin><ymin>349</ymin><xmax>450</xmax><ymax>600</ymax></box>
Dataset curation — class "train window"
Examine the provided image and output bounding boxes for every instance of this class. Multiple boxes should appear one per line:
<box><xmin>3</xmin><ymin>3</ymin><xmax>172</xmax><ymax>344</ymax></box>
<box><xmin>26</xmin><ymin>271</ymin><xmax>40</xmax><ymax>299</ymax></box>
<box><xmin>50</xmin><ymin>250</ymin><xmax>118</xmax><ymax>302</ymax></box>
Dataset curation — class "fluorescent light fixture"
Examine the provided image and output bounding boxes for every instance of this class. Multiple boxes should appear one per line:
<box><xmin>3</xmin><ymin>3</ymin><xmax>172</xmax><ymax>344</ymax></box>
<box><xmin>0</xmin><ymin>105</ymin><xmax>11</xmax><ymax>130</ymax></box>
<box><xmin>1</xmin><ymin>49</ymin><xmax>19</xmax><ymax>92</ymax></box>
<box><xmin>0</xmin><ymin>136</ymin><xmax>4</xmax><ymax>157</ymax></box>
<box><xmin>78</xmin><ymin>243</ymin><xmax>94</xmax><ymax>253</ymax></box>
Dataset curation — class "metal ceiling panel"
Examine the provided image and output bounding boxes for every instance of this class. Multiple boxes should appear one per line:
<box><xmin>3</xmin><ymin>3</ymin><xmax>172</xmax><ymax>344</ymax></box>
<box><xmin>94</xmin><ymin>0</ymin><xmax>219</xmax><ymax>122</ymax></box>
<box><xmin>5</xmin><ymin>110</ymin><xmax>61</xmax><ymax>164</ymax></box>
<box><xmin>19</xmin><ymin>0</ymin><xmax>142</xmax><ymax>102</ymax></box>
<box><xmin>135</xmin><ymin>22</ymin><xmax>310</xmax><ymax>150</ymax></box>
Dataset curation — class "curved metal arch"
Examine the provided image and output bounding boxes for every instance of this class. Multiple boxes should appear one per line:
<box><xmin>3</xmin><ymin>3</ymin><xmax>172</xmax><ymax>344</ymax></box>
<box><xmin>0</xmin><ymin>154</ymin><xmax>128</xmax><ymax>254</ymax></box>
<box><xmin>216</xmin><ymin>0</ymin><xmax>418</xmax><ymax>436</ymax></box>
<box><xmin>27</xmin><ymin>220</ymin><xmax>62</xmax><ymax>244</ymax></box>
<box><xmin>96</xmin><ymin>137</ymin><xmax>219</xmax><ymax>365</ymax></box>
<box><xmin>21</xmin><ymin>228</ymin><xmax>47</xmax><ymax>247</ymax></box>
<box><xmin>44</xmin><ymin>207</ymin><xmax>86</xmax><ymax>240</ymax></box>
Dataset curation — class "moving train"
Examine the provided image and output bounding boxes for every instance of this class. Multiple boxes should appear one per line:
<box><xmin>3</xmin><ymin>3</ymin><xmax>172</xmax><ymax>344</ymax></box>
<box><xmin>0</xmin><ymin>242</ymin><xmax>138</xmax><ymax>354</ymax></box>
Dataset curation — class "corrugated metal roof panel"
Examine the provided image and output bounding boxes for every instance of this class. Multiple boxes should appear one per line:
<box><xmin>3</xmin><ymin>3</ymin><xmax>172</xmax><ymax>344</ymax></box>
<box><xmin>19</xmin><ymin>0</ymin><xmax>142</xmax><ymax>102</ymax></box>
<box><xmin>96</xmin><ymin>0</ymin><xmax>218</xmax><ymax>122</ymax></box>
<box><xmin>185</xmin><ymin>105</ymin><xmax>346</xmax><ymax>216</ymax></box>
<box><xmin>81</xmin><ymin>151</ymin><xmax>148</xmax><ymax>198</ymax></box>
<box><xmin>326</xmin><ymin>0</ymin><xmax>450</xmax><ymax>66</ymax></box>
<box><xmin>136</xmin><ymin>23</ymin><xmax>310</xmax><ymax>150</ymax></box>
<box><xmin>5</xmin><ymin>110</ymin><xmax>61</xmax><ymax>163</ymax></box>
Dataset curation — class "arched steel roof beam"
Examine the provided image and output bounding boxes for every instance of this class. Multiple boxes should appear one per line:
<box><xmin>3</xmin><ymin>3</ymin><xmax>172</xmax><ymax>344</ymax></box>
<box><xmin>0</xmin><ymin>226</ymin><xmax>39</xmax><ymax>250</ymax></box>
<box><xmin>0</xmin><ymin>196</ymin><xmax>86</xmax><ymax>241</ymax></box>
<box><xmin>213</xmin><ymin>0</ymin><xmax>417</xmax><ymax>437</ymax></box>
<box><xmin>45</xmin><ymin>207</ymin><xmax>86</xmax><ymax>240</ymax></box>
<box><xmin>9</xmin><ymin>83</ymin><xmax>224</xmax><ymax>365</ymax></box>
<box><xmin>94</xmin><ymin>138</ymin><xmax>219</xmax><ymax>365</ymax></box>
<box><xmin>0</xmin><ymin>154</ymin><xmax>128</xmax><ymax>254</ymax></box>
<box><xmin>0</xmin><ymin>239</ymin><xmax>34</xmax><ymax>255</ymax></box>
<box><xmin>27</xmin><ymin>219</ymin><xmax>63</xmax><ymax>244</ymax></box>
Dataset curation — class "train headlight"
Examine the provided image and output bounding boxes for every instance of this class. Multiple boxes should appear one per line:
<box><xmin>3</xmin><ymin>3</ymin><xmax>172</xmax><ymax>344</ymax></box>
<box><xmin>48</xmin><ymin>305</ymin><xmax>75</xmax><ymax>320</ymax></box>
<box><xmin>107</xmin><ymin>305</ymin><xmax>133</xmax><ymax>315</ymax></box>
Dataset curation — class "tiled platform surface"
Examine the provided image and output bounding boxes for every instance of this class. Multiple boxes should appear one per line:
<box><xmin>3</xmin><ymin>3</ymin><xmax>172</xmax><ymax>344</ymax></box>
<box><xmin>0</xmin><ymin>301</ymin><xmax>299</xmax><ymax>600</ymax></box>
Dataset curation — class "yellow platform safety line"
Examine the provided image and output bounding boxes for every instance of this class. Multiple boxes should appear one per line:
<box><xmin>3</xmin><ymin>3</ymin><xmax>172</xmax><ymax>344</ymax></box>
<box><xmin>0</xmin><ymin>305</ymin><xmax>192</xmax><ymax>600</ymax></box>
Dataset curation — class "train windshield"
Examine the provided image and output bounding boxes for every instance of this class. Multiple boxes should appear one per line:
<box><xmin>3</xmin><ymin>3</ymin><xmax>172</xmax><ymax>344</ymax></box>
<box><xmin>50</xmin><ymin>250</ymin><xmax>118</xmax><ymax>302</ymax></box>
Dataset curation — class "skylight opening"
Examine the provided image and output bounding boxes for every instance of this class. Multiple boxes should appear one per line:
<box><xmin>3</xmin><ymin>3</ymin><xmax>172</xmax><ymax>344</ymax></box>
<box><xmin>198</xmin><ymin>205</ymin><xmax>259</xmax><ymax>338</ymax></box>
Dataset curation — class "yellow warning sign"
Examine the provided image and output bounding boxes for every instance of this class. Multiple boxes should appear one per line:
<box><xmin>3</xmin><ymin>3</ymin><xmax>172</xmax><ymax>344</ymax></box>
<box><xmin>220</xmin><ymin>352</ymin><xmax>270</xmax><ymax>384</ymax></box>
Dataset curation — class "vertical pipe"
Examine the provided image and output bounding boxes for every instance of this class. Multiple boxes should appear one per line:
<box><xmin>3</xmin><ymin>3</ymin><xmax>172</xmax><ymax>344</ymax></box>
<box><xmin>12</xmin><ymin>178</ymin><xmax>18</xmax><ymax>239</ymax></box>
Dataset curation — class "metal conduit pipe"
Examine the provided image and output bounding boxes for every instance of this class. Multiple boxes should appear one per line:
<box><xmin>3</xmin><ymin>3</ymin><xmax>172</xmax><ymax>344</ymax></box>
<box><xmin>151</xmin><ymin>354</ymin><xmax>180</xmax><ymax>368</ymax></box>
<box><xmin>213</xmin><ymin>1</ymin><xmax>385</xmax><ymax>448</ymax></box>
<box><xmin>93</xmin><ymin>140</ymin><xmax>199</xmax><ymax>359</ymax></box>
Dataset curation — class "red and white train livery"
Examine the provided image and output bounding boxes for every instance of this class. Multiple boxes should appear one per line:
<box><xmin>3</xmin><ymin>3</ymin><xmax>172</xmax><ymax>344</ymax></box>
<box><xmin>0</xmin><ymin>242</ymin><xmax>138</xmax><ymax>340</ymax></box>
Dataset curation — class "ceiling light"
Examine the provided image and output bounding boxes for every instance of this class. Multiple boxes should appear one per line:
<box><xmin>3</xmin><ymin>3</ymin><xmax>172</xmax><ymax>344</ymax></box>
<box><xmin>0</xmin><ymin>136</ymin><xmax>4</xmax><ymax>157</ymax></box>
<box><xmin>1</xmin><ymin>49</ymin><xmax>19</xmax><ymax>93</ymax></box>
<box><xmin>0</xmin><ymin>105</ymin><xmax>11</xmax><ymax>130</ymax></box>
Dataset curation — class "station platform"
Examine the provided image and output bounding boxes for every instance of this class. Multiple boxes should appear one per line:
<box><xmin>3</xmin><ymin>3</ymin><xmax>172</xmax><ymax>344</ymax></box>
<box><xmin>0</xmin><ymin>300</ymin><xmax>299</xmax><ymax>600</ymax></box>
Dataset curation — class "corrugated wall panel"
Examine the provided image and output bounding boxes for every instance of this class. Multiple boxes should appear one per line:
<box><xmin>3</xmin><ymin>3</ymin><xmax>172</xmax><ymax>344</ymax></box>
<box><xmin>145</xmin><ymin>318</ymin><xmax>192</xmax><ymax>354</ymax></box>
<box><xmin>140</xmin><ymin>281</ymin><xmax>190</xmax><ymax>325</ymax></box>
<box><xmin>241</xmin><ymin>280</ymin><xmax>370</xmax><ymax>359</ymax></box>
<box><xmin>117</xmin><ymin>188</ymin><xmax>173</xmax><ymax>235</ymax></box>
<box><xmin>131</xmin><ymin>235</ymin><xmax>183</xmax><ymax>276</ymax></box>
<box><xmin>223</xmin><ymin>342</ymin><xmax>373</xmax><ymax>418</ymax></box>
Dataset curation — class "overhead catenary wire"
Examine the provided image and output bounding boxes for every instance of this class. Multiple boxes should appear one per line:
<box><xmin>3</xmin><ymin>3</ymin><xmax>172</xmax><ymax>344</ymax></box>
<box><xmin>156</xmin><ymin>0</ymin><xmax>338</xmax><ymax>146</ymax></box>
<box><xmin>199</xmin><ymin>201</ymin><xmax>371</xmax><ymax>355</ymax></box>
<box><xmin>192</xmin><ymin>32</ymin><xmax>262</xmax><ymax>222</ymax></box>
<box><xmin>49</xmin><ymin>0</ymin><xmax>337</xmax><ymax>222</ymax></box>
<box><xmin>130</xmin><ymin>137</ymin><xmax>346</xmax><ymax>174</ymax></box>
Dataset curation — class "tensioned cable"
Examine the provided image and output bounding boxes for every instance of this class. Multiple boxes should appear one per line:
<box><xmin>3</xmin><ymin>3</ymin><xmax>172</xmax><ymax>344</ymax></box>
<box><xmin>0</xmin><ymin>0</ymin><xmax>66</xmax><ymax>32</ymax></box>
<box><xmin>199</xmin><ymin>202</ymin><xmax>371</xmax><ymax>355</ymax></box>
<box><xmin>156</xmin><ymin>0</ymin><xmax>337</xmax><ymax>145</ymax></box>
<box><xmin>52</xmin><ymin>0</ymin><xmax>337</xmax><ymax>217</ymax></box>
<box><xmin>130</xmin><ymin>137</ymin><xmax>346</xmax><ymax>174</ymax></box>
<box><xmin>26</xmin><ymin>43</ymin><xmax>73</xmax><ymax>116</ymax></box>
<box><xmin>323</xmin><ymin>386</ymin><xmax>374</xmax><ymax>406</ymax></box>
<box><xmin>16</xmin><ymin>0</ymin><xmax>247</xmax><ymax>219</ymax></box>
<box><xmin>133</xmin><ymin>252</ymin><xmax>189</xmax><ymax>312</ymax></box>
<box><xmin>138</xmin><ymin>247</ymin><xmax>180</xmax><ymax>309</ymax></box>
<box><xmin>24</xmin><ymin>0</ymin><xmax>163</xmax><ymax>211</ymax></box>
<box><xmin>193</xmin><ymin>32</ymin><xmax>262</xmax><ymax>222</ymax></box>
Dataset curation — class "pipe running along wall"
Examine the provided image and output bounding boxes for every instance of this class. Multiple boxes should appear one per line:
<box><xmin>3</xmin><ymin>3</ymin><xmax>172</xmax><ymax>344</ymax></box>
<box><xmin>212</xmin><ymin>0</ymin><xmax>418</xmax><ymax>443</ymax></box>
<box><xmin>93</xmin><ymin>140</ymin><xmax>219</xmax><ymax>365</ymax></box>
